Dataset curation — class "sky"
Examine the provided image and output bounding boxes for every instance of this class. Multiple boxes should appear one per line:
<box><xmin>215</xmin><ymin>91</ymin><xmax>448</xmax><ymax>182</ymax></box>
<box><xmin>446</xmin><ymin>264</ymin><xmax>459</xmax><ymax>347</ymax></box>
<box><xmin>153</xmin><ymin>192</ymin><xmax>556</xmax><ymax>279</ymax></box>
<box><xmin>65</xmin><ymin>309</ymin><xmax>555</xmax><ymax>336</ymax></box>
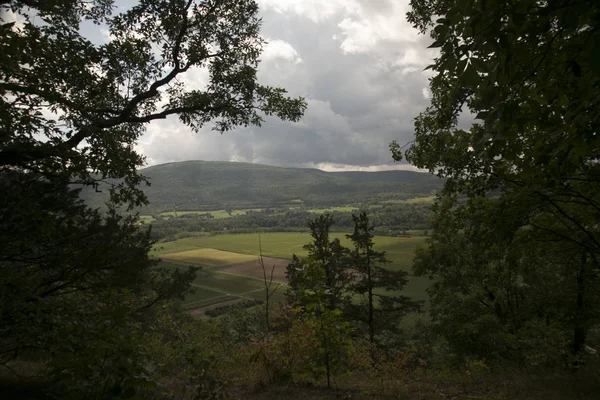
<box><xmin>5</xmin><ymin>0</ymin><xmax>438</xmax><ymax>171</ymax></box>
<box><xmin>48</xmin><ymin>0</ymin><xmax>436</xmax><ymax>172</ymax></box>
<box><xmin>129</xmin><ymin>0</ymin><xmax>439</xmax><ymax>171</ymax></box>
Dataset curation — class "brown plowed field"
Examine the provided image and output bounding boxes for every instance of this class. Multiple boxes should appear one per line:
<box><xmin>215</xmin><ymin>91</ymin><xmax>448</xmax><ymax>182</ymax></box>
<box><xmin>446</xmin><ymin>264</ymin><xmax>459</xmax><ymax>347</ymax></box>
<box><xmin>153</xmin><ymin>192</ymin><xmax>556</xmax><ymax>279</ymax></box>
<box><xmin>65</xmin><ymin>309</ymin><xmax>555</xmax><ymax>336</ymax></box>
<box><xmin>215</xmin><ymin>257</ymin><xmax>290</xmax><ymax>282</ymax></box>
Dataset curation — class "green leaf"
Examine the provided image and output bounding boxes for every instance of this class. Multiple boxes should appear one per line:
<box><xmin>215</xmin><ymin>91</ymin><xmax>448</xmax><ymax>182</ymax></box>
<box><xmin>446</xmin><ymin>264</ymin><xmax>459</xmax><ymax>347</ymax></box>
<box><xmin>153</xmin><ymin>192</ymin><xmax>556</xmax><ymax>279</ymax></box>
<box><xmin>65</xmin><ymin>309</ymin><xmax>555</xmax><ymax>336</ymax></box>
<box><xmin>462</xmin><ymin>64</ymin><xmax>481</xmax><ymax>88</ymax></box>
<box><xmin>428</xmin><ymin>39</ymin><xmax>445</xmax><ymax>48</ymax></box>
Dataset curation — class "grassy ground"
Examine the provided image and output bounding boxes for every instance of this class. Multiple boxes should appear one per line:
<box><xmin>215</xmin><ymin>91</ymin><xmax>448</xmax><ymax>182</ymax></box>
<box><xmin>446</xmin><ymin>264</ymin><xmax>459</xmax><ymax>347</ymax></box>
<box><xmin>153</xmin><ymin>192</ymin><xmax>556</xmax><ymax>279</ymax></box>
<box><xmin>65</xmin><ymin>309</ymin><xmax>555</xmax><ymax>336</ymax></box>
<box><xmin>383</xmin><ymin>195</ymin><xmax>437</xmax><ymax>204</ymax></box>
<box><xmin>305</xmin><ymin>206</ymin><xmax>359</xmax><ymax>213</ymax></box>
<box><xmin>231</xmin><ymin>369</ymin><xmax>600</xmax><ymax>400</ymax></box>
<box><xmin>158</xmin><ymin>209</ymin><xmax>250</xmax><ymax>219</ymax></box>
<box><xmin>139</xmin><ymin>215</ymin><xmax>155</xmax><ymax>223</ymax></box>
<box><xmin>161</xmin><ymin>248</ymin><xmax>256</xmax><ymax>268</ymax></box>
<box><xmin>153</xmin><ymin>232</ymin><xmax>426</xmax><ymax>272</ymax></box>
<box><xmin>155</xmin><ymin>233</ymin><xmax>430</xmax><ymax>313</ymax></box>
<box><xmin>160</xmin><ymin>261</ymin><xmax>286</xmax><ymax>313</ymax></box>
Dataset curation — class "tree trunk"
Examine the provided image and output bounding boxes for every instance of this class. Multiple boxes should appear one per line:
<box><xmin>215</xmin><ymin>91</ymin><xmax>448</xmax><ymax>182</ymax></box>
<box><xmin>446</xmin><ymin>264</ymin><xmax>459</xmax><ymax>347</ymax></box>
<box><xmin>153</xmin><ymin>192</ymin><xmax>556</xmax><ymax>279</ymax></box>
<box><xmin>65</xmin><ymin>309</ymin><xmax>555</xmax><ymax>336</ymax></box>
<box><xmin>573</xmin><ymin>251</ymin><xmax>587</xmax><ymax>356</ymax></box>
<box><xmin>265</xmin><ymin>287</ymin><xmax>270</xmax><ymax>331</ymax></box>
<box><xmin>367</xmin><ymin>254</ymin><xmax>374</xmax><ymax>346</ymax></box>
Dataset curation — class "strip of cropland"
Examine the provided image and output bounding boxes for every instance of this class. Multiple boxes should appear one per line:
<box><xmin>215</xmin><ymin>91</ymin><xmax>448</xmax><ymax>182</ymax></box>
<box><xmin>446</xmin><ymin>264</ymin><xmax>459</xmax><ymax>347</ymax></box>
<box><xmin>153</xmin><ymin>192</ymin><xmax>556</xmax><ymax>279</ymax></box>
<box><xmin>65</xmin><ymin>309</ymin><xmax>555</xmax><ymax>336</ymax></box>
<box><xmin>155</xmin><ymin>232</ymin><xmax>429</xmax><ymax>315</ymax></box>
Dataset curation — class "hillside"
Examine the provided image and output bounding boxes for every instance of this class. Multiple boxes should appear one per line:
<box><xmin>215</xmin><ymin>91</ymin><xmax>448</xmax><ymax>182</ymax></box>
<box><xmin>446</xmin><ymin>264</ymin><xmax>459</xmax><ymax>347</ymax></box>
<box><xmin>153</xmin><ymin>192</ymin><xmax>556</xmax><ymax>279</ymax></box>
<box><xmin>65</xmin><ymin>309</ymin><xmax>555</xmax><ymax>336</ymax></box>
<box><xmin>82</xmin><ymin>160</ymin><xmax>443</xmax><ymax>212</ymax></box>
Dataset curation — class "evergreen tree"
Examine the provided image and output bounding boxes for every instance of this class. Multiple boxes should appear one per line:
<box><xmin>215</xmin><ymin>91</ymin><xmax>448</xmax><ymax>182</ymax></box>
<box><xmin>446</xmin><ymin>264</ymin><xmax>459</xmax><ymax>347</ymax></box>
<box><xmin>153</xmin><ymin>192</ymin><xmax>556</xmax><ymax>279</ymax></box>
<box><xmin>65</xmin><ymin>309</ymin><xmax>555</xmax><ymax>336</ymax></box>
<box><xmin>285</xmin><ymin>214</ymin><xmax>351</xmax><ymax>310</ymax></box>
<box><xmin>347</xmin><ymin>212</ymin><xmax>421</xmax><ymax>345</ymax></box>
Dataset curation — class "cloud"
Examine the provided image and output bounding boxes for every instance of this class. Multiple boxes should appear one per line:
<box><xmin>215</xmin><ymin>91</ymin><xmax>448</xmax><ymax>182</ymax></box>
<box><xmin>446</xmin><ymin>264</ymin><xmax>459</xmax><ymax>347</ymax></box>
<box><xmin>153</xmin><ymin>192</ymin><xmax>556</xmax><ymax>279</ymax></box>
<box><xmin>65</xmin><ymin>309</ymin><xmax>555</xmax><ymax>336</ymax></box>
<box><xmin>258</xmin><ymin>0</ymin><xmax>360</xmax><ymax>23</ymax></box>
<box><xmin>262</xmin><ymin>38</ymin><xmax>303</xmax><ymax>64</ymax></box>
<box><xmin>130</xmin><ymin>0</ymin><xmax>438</xmax><ymax>171</ymax></box>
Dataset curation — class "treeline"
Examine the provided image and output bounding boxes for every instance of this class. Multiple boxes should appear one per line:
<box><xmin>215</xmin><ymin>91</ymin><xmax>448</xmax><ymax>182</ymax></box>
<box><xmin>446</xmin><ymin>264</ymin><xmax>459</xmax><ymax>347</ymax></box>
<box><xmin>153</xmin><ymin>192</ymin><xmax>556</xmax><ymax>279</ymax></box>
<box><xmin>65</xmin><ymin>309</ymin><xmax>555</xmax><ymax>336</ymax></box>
<box><xmin>80</xmin><ymin>160</ymin><xmax>444</xmax><ymax>214</ymax></box>
<box><xmin>145</xmin><ymin>203</ymin><xmax>431</xmax><ymax>240</ymax></box>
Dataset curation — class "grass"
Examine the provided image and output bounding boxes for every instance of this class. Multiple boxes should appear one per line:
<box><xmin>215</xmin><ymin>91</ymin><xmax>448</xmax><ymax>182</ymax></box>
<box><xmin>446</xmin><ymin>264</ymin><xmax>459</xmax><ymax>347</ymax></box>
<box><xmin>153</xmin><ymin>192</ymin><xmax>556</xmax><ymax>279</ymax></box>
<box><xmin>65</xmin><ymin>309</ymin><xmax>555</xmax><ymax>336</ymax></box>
<box><xmin>155</xmin><ymin>233</ymin><xmax>425</xmax><ymax>272</ymax></box>
<box><xmin>383</xmin><ymin>195</ymin><xmax>437</xmax><ymax>204</ymax></box>
<box><xmin>160</xmin><ymin>261</ymin><xmax>283</xmax><ymax>311</ymax></box>
<box><xmin>156</xmin><ymin>233</ymin><xmax>427</xmax><ymax>313</ymax></box>
<box><xmin>138</xmin><ymin>215</ymin><xmax>155</xmax><ymax>223</ymax></box>
<box><xmin>158</xmin><ymin>209</ymin><xmax>264</xmax><ymax>220</ymax></box>
<box><xmin>306</xmin><ymin>206</ymin><xmax>359</xmax><ymax>213</ymax></box>
<box><xmin>161</xmin><ymin>248</ymin><xmax>256</xmax><ymax>267</ymax></box>
<box><xmin>159</xmin><ymin>209</ymin><xmax>248</xmax><ymax>219</ymax></box>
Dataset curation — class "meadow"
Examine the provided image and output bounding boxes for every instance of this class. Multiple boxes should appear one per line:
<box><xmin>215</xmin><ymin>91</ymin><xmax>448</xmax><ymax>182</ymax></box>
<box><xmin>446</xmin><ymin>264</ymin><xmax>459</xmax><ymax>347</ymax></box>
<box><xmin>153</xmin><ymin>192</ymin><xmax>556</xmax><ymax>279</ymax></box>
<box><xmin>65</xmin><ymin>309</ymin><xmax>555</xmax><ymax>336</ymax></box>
<box><xmin>153</xmin><ymin>232</ymin><xmax>425</xmax><ymax>271</ymax></box>
<box><xmin>155</xmin><ymin>232</ymin><xmax>429</xmax><ymax>314</ymax></box>
<box><xmin>157</xmin><ymin>209</ymin><xmax>262</xmax><ymax>219</ymax></box>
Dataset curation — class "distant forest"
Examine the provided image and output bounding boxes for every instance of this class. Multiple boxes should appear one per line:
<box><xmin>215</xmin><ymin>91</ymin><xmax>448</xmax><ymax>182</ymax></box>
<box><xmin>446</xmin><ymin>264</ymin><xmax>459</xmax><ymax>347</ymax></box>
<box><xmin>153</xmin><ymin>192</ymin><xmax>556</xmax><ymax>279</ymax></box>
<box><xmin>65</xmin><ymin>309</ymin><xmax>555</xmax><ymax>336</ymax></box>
<box><xmin>79</xmin><ymin>160</ymin><xmax>444</xmax><ymax>212</ymax></box>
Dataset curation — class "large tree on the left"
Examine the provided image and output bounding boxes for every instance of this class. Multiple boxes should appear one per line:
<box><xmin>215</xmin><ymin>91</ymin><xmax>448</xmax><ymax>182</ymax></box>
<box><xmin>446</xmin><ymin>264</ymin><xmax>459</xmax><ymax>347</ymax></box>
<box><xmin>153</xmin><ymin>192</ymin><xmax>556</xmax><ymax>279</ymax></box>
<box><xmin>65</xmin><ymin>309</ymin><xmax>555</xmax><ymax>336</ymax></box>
<box><xmin>0</xmin><ymin>0</ymin><xmax>306</xmax><ymax>206</ymax></box>
<box><xmin>0</xmin><ymin>0</ymin><xmax>305</xmax><ymax>396</ymax></box>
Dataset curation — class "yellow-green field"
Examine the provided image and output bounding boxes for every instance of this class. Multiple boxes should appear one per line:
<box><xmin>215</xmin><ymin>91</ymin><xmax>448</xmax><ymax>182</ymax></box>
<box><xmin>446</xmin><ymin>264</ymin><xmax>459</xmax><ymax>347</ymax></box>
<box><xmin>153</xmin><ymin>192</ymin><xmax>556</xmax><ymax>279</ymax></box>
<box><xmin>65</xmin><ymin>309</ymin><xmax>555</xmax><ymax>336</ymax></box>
<box><xmin>383</xmin><ymin>196</ymin><xmax>437</xmax><ymax>204</ymax></box>
<box><xmin>155</xmin><ymin>233</ymin><xmax>430</xmax><ymax>314</ymax></box>
<box><xmin>306</xmin><ymin>206</ymin><xmax>359</xmax><ymax>213</ymax></box>
<box><xmin>139</xmin><ymin>215</ymin><xmax>155</xmax><ymax>223</ymax></box>
<box><xmin>160</xmin><ymin>248</ymin><xmax>256</xmax><ymax>267</ymax></box>
<box><xmin>153</xmin><ymin>232</ymin><xmax>425</xmax><ymax>272</ymax></box>
<box><xmin>158</xmin><ymin>209</ymin><xmax>253</xmax><ymax>219</ymax></box>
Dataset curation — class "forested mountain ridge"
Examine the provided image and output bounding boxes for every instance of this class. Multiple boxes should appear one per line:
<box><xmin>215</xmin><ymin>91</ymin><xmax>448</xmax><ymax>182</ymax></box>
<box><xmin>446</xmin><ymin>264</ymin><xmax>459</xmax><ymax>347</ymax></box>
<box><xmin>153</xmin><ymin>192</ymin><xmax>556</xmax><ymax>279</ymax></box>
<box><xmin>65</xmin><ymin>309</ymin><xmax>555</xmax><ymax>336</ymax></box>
<box><xmin>82</xmin><ymin>160</ymin><xmax>443</xmax><ymax>212</ymax></box>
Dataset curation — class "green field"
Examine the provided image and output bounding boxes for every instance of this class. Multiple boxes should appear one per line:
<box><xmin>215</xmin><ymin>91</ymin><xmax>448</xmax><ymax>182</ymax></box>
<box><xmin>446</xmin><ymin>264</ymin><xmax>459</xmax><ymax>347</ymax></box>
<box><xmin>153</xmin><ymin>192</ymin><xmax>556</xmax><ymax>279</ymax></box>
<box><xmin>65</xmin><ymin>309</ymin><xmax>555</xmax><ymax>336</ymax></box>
<box><xmin>306</xmin><ymin>206</ymin><xmax>359</xmax><ymax>213</ymax></box>
<box><xmin>139</xmin><ymin>215</ymin><xmax>155</xmax><ymax>223</ymax></box>
<box><xmin>153</xmin><ymin>232</ymin><xmax>425</xmax><ymax>272</ymax></box>
<box><xmin>161</xmin><ymin>261</ymin><xmax>285</xmax><ymax>312</ymax></box>
<box><xmin>383</xmin><ymin>195</ymin><xmax>437</xmax><ymax>204</ymax></box>
<box><xmin>161</xmin><ymin>248</ymin><xmax>256</xmax><ymax>267</ymax></box>
<box><xmin>155</xmin><ymin>233</ymin><xmax>429</xmax><ymax>315</ymax></box>
<box><xmin>158</xmin><ymin>209</ymin><xmax>252</xmax><ymax>219</ymax></box>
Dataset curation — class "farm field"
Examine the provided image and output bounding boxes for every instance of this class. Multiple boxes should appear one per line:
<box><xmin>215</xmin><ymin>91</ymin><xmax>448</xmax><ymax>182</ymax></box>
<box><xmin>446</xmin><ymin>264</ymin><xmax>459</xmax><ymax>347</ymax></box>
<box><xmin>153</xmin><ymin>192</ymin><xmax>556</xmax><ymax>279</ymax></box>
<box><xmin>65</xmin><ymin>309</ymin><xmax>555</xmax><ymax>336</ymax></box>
<box><xmin>162</xmin><ymin>248</ymin><xmax>255</xmax><ymax>267</ymax></box>
<box><xmin>306</xmin><ymin>206</ymin><xmax>359</xmax><ymax>213</ymax></box>
<box><xmin>383</xmin><ymin>195</ymin><xmax>437</xmax><ymax>204</ymax></box>
<box><xmin>153</xmin><ymin>232</ymin><xmax>426</xmax><ymax>272</ymax></box>
<box><xmin>155</xmin><ymin>233</ymin><xmax>429</xmax><ymax>315</ymax></box>
<box><xmin>160</xmin><ymin>262</ymin><xmax>286</xmax><ymax>313</ymax></box>
<box><xmin>139</xmin><ymin>215</ymin><xmax>155</xmax><ymax>223</ymax></box>
<box><xmin>158</xmin><ymin>209</ymin><xmax>259</xmax><ymax>219</ymax></box>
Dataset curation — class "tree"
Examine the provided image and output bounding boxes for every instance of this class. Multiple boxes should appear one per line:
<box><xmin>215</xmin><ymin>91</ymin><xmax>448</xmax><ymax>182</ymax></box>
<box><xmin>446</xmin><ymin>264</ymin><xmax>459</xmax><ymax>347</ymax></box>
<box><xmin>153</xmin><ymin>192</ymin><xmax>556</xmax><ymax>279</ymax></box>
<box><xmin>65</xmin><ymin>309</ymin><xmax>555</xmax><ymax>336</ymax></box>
<box><xmin>283</xmin><ymin>253</ymin><xmax>353</xmax><ymax>388</ymax></box>
<box><xmin>1</xmin><ymin>0</ymin><xmax>306</xmax><ymax>207</ymax></box>
<box><xmin>0</xmin><ymin>0</ymin><xmax>306</xmax><ymax>392</ymax></box>
<box><xmin>347</xmin><ymin>212</ymin><xmax>421</xmax><ymax>347</ymax></box>
<box><xmin>285</xmin><ymin>214</ymin><xmax>351</xmax><ymax>310</ymax></box>
<box><xmin>394</xmin><ymin>0</ymin><xmax>600</xmax><ymax>361</ymax></box>
<box><xmin>0</xmin><ymin>173</ymin><xmax>197</xmax><ymax>395</ymax></box>
<box><xmin>258</xmin><ymin>235</ymin><xmax>280</xmax><ymax>329</ymax></box>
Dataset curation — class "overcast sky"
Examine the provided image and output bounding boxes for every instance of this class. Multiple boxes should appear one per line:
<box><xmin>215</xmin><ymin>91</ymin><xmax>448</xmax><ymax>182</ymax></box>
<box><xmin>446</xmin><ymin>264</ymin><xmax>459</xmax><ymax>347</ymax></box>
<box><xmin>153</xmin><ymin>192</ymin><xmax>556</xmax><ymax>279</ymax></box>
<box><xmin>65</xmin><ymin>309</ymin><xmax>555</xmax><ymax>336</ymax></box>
<box><xmin>131</xmin><ymin>1</ymin><xmax>438</xmax><ymax>171</ymax></box>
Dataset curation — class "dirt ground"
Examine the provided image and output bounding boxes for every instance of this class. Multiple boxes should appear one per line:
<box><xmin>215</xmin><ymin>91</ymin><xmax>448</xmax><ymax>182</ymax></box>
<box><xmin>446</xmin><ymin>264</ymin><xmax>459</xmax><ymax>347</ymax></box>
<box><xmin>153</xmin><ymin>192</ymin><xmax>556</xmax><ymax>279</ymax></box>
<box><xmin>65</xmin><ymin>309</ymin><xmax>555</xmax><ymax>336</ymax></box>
<box><xmin>215</xmin><ymin>257</ymin><xmax>290</xmax><ymax>282</ymax></box>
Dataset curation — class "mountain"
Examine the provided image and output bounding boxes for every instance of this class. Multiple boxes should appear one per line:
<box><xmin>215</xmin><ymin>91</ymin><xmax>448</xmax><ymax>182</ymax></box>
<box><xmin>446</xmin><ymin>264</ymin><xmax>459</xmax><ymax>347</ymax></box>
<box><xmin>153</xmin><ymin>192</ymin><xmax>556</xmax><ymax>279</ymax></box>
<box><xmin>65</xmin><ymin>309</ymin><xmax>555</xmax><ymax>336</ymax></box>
<box><xmin>83</xmin><ymin>160</ymin><xmax>443</xmax><ymax>213</ymax></box>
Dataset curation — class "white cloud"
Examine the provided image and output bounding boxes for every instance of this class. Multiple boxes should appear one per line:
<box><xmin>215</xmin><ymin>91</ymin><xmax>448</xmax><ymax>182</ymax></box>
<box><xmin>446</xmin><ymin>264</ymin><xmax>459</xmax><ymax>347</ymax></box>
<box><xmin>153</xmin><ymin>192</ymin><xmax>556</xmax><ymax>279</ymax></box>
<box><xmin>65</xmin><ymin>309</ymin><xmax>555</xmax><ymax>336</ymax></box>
<box><xmin>128</xmin><ymin>0</ymin><xmax>440</xmax><ymax>170</ymax></box>
<box><xmin>262</xmin><ymin>38</ymin><xmax>302</xmax><ymax>64</ymax></box>
<box><xmin>422</xmin><ymin>88</ymin><xmax>431</xmax><ymax>99</ymax></box>
<box><xmin>311</xmin><ymin>162</ymin><xmax>425</xmax><ymax>172</ymax></box>
<box><xmin>258</xmin><ymin>0</ymin><xmax>359</xmax><ymax>23</ymax></box>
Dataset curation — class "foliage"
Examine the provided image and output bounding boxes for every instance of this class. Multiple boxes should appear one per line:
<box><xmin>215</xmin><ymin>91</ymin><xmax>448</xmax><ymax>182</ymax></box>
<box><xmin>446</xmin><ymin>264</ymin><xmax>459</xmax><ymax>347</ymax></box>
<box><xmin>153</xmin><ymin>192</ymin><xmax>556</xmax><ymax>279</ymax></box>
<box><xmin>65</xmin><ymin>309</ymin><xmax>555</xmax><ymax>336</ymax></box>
<box><xmin>396</xmin><ymin>0</ymin><xmax>600</xmax><ymax>365</ymax></box>
<box><xmin>249</xmin><ymin>305</ymin><xmax>353</xmax><ymax>388</ymax></box>
<box><xmin>0</xmin><ymin>0</ymin><xmax>306</xmax><ymax>395</ymax></box>
<box><xmin>80</xmin><ymin>160</ymin><xmax>444</xmax><ymax>213</ymax></box>
<box><xmin>346</xmin><ymin>212</ymin><xmax>422</xmax><ymax>346</ymax></box>
<box><xmin>285</xmin><ymin>214</ymin><xmax>352</xmax><ymax>310</ymax></box>
<box><xmin>204</xmin><ymin>299</ymin><xmax>263</xmax><ymax>318</ymax></box>
<box><xmin>0</xmin><ymin>175</ymin><xmax>198</xmax><ymax>397</ymax></box>
<box><xmin>147</xmin><ymin>203</ymin><xmax>432</xmax><ymax>241</ymax></box>
<box><xmin>1</xmin><ymin>0</ymin><xmax>306</xmax><ymax>208</ymax></box>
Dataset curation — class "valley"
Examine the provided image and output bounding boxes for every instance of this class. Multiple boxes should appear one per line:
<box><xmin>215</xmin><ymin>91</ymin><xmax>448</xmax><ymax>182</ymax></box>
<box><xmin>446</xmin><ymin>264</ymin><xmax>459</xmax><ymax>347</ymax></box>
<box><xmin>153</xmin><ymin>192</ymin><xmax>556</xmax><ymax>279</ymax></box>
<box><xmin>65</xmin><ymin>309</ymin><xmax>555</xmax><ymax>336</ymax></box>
<box><xmin>153</xmin><ymin>232</ymin><xmax>430</xmax><ymax>316</ymax></box>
